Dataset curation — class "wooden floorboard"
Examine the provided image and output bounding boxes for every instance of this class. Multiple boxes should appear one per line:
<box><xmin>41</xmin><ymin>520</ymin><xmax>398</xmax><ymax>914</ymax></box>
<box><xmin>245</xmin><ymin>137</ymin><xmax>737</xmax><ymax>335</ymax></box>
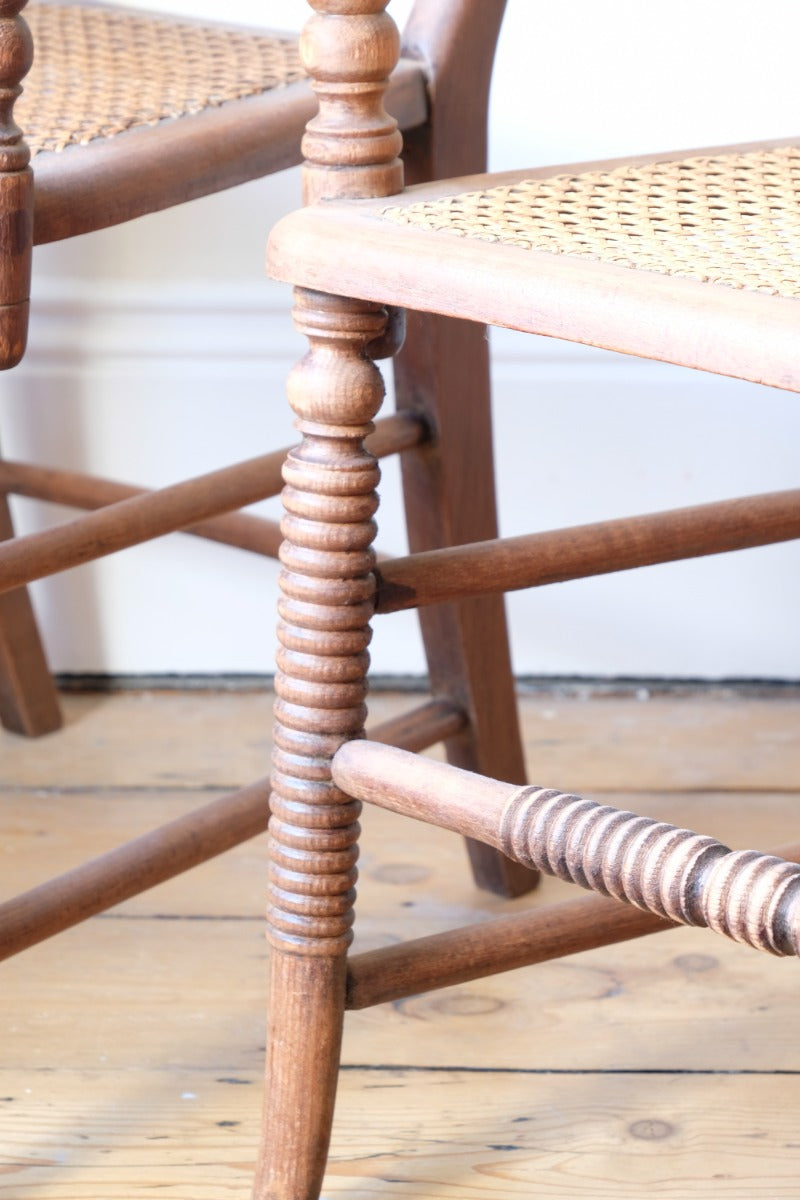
<box><xmin>2</xmin><ymin>688</ymin><xmax>800</xmax><ymax>1197</ymax></box>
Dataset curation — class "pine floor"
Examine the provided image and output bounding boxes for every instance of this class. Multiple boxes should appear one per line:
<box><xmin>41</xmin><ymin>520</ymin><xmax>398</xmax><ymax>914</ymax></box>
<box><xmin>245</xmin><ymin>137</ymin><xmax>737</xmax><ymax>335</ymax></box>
<box><xmin>2</xmin><ymin>685</ymin><xmax>800</xmax><ymax>1198</ymax></box>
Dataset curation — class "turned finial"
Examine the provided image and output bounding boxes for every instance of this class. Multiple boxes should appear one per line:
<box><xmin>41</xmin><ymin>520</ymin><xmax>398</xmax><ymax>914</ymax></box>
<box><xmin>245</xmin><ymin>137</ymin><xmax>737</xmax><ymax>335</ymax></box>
<box><xmin>0</xmin><ymin>0</ymin><xmax>32</xmax><ymax>367</ymax></box>
<box><xmin>0</xmin><ymin>0</ymin><xmax>32</xmax><ymax>172</ymax></box>
<box><xmin>300</xmin><ymin>0</ymin><xmax>403</xmax><ymax>203</ymax></box>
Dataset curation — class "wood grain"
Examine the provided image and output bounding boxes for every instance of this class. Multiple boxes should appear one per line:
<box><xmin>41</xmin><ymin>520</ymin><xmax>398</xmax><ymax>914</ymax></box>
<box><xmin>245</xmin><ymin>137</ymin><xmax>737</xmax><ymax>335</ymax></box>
<box><xmin>0</xmin><ymin>697</ymin><xmax>462</xmax><ymax>960</ymax></box>
<box><xmin>0</xmin><ymin>411</ymin><xmax>424</xmax><ymax>570</ymax></box>
<box><xmin>4</xmin><ymin>896</ymin><xmax>800</xmax><ymax>1074</ymax></box>
<box><xmin>0</xmin><ymin>451</ymin><xmax>292</xmax><ymax>595</ymax></box>
<box><xmin>0</xmin><ymin>778</ymin><xmax>271</xmax><ymax>960</ymax></box>
<box><xmin>0</xmin><ymin>491</ymin><xmax>61</xmax><ymax>734</ymax></box>
<box><xmin>3</xmin><ymin>688</ymin><xmax>800</xmax><ymax>1197</ymax></box>
<box><xmin>2</xmin><ymin>688</ymin><xmax>799</xmax><ymax>792</ymax></box>
<box><xmin>334</xmin><ymin>740</ymin><xmax>800</xmax><ymax>957</ymax></box>
<box><xmin>375</xmin><ymin>488</ymin><xmax>800</xmax><ymax>614</ymax></box>
<box><xmin>300</xmin><ymin>0</ymin><xmax>404</xmax><ymax>203</ymax></box>
<box><xmin>256</xmin><ymin>282</ymin><xmax>392</xmax><ymax>1198</ymax></box>
<box><xmin>31</xmin><ymin>59</ymin><xmax>428</xmax><ymax>244</ymax></box>
<box><xmin>5</xmin><ymin>1068</ymin><xmax>800</xmax><ymax>1198</ymax></box>
<box><xmin>0</xmin><ymin>0</ymin><xmax>33</xmax><ymax>367</ymax></box>
<box><xmin>267</xmin><ymin>141</ymin><xmax>800</xmax><ymax>394</ymax></box>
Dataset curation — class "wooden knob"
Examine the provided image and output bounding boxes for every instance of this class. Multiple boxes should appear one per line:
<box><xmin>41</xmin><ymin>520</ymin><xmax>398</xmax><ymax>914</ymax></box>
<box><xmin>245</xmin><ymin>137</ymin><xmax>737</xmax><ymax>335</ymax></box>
<box><xmin>300</xmin><ymin>0</ymin><xmax>403</xmax><ymax>201</ymax></box>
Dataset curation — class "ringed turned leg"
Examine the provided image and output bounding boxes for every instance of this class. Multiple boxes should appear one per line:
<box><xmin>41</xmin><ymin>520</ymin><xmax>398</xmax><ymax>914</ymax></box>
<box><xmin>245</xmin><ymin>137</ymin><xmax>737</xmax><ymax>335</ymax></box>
<box><xmin>253</xmin><ymin>291</ymin><xmax>386</xmax><ymax>1199</ymax></box>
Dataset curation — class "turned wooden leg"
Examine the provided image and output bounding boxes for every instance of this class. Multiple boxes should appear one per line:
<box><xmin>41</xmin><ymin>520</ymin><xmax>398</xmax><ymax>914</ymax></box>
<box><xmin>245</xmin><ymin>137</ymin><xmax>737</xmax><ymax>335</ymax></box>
<box><xmin>393</xmin><ymin>313</ymin><xmax>537</xmax><ymax>898</ymax></box>
<box><xmin>253</xmin><ymin>290</ymin><xmax>385</xmax><ymax>1200</ymax></box>
<box><xmin>0</xmin><ymin>491</ymin><xmax>61</xmax><ymax>735</ymax></box>
<box><xmin>0</xmin><ymin>0</ymin><xmax>55</xmax><ymax>735</ymax></box>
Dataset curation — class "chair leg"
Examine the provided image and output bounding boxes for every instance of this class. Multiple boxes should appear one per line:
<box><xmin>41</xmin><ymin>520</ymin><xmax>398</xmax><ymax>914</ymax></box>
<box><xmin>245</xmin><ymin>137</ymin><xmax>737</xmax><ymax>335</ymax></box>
<box><xmin>253</xmin><ymin>289</ymin><xmax>385</xmax><ymax>1199</ymax></box>
<box><xmin>0</xmin><ymin>492</ymin><xmax>61</xmax><ymax>735</ymax></box>
<box><xmin>396</xmin><ymin>4</ymin><xmax>535</xmax><ymax>897</ymax></box>
<box><xmin>253</xmin><ymin>953</ymin><xmax>347</xmax><ymax>1200</ymax></box>
<box><xmin>394</xmin><ymin>312</ymin><xmax>538</xmax><ymax>898</ymax></box>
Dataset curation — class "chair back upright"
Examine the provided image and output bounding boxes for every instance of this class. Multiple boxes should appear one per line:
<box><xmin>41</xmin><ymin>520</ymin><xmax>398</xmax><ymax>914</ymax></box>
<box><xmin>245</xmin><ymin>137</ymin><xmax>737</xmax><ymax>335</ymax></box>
<box><xmin>300</xmin><ymin>0</ymin><xmax>508</xmax><ymax>202</ymax></box>
<box><xmin>401</xmin><ymin>0</ymin><xmax>507</xmax><ymax>181</ymax></box>
<box><xmin>300</xmin><ymin>0</ymin><xmax>405</xmax><ymax>203</ymax></box>
<box><xmin>0</xmin><ymin>0</ymin><xmax>33</xmax><ymax>368</ymax></box>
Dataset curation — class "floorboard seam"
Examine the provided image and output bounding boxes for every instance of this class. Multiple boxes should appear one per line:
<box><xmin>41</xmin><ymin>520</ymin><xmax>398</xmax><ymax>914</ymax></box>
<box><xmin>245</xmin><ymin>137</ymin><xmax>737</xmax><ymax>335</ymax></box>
<box><xmin>339</xmin><ymin>1064</ymin><xmax>800</xmax><ymax>1076</ymax></box>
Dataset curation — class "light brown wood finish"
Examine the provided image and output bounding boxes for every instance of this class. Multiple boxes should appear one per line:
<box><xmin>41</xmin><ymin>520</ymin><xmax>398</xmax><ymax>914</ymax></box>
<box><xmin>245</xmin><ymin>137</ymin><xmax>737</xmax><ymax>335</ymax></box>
<box><xmin>300</xmin><ymin>1</ymin><xmax>404</xmax><ymax>204</ymax></box>
<box><xmin>0</xmin><ymin>491</ymin><xmax>61</xmax><ymax>734</ymax></box>
<box><xmin>255</xmin><ymin>11</ymin><xmax>422</xmax><ymax>1193</ymax></box>
<box><xmin>255</xmin><ymin>282</ymin><xmax>390</xmax><ymax>1197</ymax></box>
<box><xmin>0</xmin><ymin>8</ymin><xmax>427</xmax><ymax>733</ymax></box>
<box><xmin>393</xmin><ymin>0</ymin><xmax>535</xmax><ymax>899</ymax></box>
<box><xmin>375</xmin><ymin>488</ymin><xmax>800</xmax><ymax>613</ymax></box>
<box><xmin>369</xmin><ymin>694</ymin><xmax>466</xmax><ymax>750</ymax></box>
<box><xmin>0</xmin><ymin>695</ymin><xmax>464</xmax><ymax>962</ymax></box>
<box><xmin>0</xmin><ymin>0</ymin><xmax>32</xmax><ymax>367</ymax></box>
<box><xmin>4</xmin><ymin>688</ymin><xmax>800</xmax><ymax>1195</ymax></box>
<box><xmin>6</xmin><ymin>687</ymin><xmax>797</xmax><ymax>796</ymax></box>
<box><xmin>6</xmin><ymin>1068</ymin><xmax>800</xmax><ymax>1196</ymax></box>
<box><xmin>0</xmin><ymin>777</ymin><xmax>271</xmax><ymax>961</ymax></box>
<box><xmin>258</xmin><ymin>4</ymin><xmax>796</xmax><ymax>1193</ymax></box>
<box><xmin>31</xmin><ymin>58</ymin><xmax>427</xmax><ymax>244</ymax></box>
<box><xmin>334</xmin><ymin>740</ymin><xmax>800</xmax><ymax>959</ymax></box>
<box><xmin>267</xmin><ymin>142</ymin><xmax>800</xmax><ymax>395</ymax></box>
<box><xmin>347</xmin><ymin>834</ymin><xmax>800</xmax><ymax>1008</ymax></box>
<box><xmin>0</xmin><ymin>411</ymin><xmax>425</xmax><ymax>578</ymax></box>
<box><xmin>0</xmin><ymin>451</ymin><xmax>293</xmax><ymax>595</ymax></box>
<box><xmin>0</xmin><ymin>411</ymin><xmax>423</xmax><ymax>509</ymax></box>
<box><xmin>293</xmin><ymin>0</ymin><xmax>527</xmax><ymax>912</ymax></box>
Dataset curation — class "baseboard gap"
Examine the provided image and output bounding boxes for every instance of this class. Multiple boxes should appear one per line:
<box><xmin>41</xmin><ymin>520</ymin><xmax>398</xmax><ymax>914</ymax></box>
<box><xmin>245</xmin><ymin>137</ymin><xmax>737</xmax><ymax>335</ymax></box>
<box><xmin>53</xmin><ymin>672</ymin><xmax>800</xmax><ymax>699</ymax></box>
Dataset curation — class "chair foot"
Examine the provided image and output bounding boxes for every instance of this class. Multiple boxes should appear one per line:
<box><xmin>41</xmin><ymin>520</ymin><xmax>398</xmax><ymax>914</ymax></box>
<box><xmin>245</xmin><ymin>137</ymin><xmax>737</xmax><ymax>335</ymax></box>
<box><xmin>0</xmin><ymin>494</ymin><xmax>62</xmax><ymax>736</ymax></box>
<box><xmin>253</xmin><ymin>952</ymin><xmax>346</xmax><ymax>1200</ymax></box>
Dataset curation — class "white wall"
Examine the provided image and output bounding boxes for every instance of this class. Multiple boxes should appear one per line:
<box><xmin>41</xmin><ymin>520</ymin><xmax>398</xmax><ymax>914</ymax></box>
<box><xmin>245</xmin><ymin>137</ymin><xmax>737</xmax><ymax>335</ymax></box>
<box><xmin>3</xmin><ymin>1</ymin><xmax>799</xmax><ymax>679</ymax></box>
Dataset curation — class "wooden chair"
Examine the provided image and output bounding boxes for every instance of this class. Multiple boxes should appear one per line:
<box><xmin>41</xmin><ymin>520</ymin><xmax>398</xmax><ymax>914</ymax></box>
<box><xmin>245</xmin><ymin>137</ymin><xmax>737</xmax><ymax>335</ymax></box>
<box><xmin>261</xmin><ymin>1</ymin><xmax>800</xmax><ymax>1195</ymax></box>
<box><xmin>0</xmin><ymin>0</ymin><xmax>532</xmax><ymax>973</ymax></box>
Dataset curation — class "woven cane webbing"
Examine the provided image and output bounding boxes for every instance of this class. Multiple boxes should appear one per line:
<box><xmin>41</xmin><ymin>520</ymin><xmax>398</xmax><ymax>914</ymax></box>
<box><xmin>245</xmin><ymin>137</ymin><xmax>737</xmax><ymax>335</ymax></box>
<box><xmin>383</xmin><ymin>147</ymin><xmax>800</xmax><ymax>298</ymax></box>
<box><xmin>17</xmin><ymin>4</ymin><xmax>305</xmax><ymax>156</ymax></box>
